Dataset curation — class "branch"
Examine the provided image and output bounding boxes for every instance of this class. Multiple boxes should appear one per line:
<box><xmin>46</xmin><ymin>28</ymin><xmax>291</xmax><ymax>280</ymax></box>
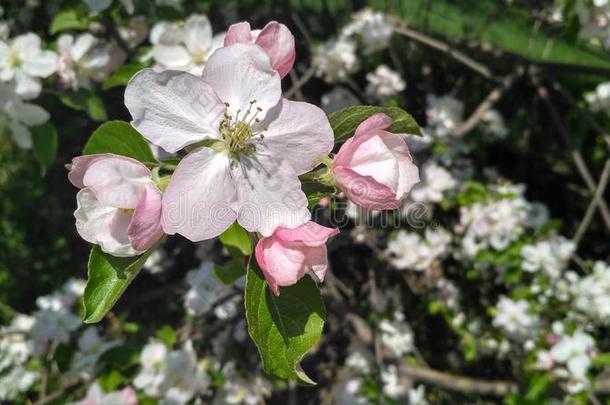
<box><xmin>573</xmin><ymin>159</ymin><xmax>610</xmax><ymax>245</ymax></box>
<box><xmin>285</xmin><ymin>66</ymin><xmax>315</xmax><ymax>99</ymax></box>
<box><xmin>452</xmin><ymin>66</ymin><xmax>525</xmax><ymax>137</ymax></box>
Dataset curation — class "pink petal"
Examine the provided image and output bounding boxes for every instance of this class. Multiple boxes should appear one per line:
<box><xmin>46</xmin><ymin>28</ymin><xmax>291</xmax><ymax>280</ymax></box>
<box><xmin>200</xmin><ymin>44</ymin><xmax>281</xmax><ymax>121</ymax></box>
<box><xmin>274</xmin><ymin>221</ymin><xmax>339</xmax><ymax>247</ymax></box>
<box><xmin>333</xmin><ymin>166</ymin><xmax>401</xmax><ymax>210</ymax></box>
<box><xmin>162</xmin><ymin>147</ymin><xmax>238</xmax><ymax>241</ymax></box>
<box><xmin>120</xmin><ymin>386</ymin><xmax>138</xmax><ymax>405</ymax></box>
<box><xmin>255</xmin><ymin>21</ymin><xmax>295</xmax><ymax>79</ymax></box>
<box><xmin>255</xmin><ymin>236</ymin><xmax>306</xmax><ymax>296</ymax></box>
<box><xmin>125</xmin><ymin>68</ymin><xmax>225</xmax><ymax>153</ymax></box>
<box><xmin>261</xmin><ymin>99</ymin><xmax>333</xmax><ymax>174</ymax></box>
<box><xmin>128</xmin><ymin>183</ymin><xmax>164</xmax><ymax>251</ymax></box>
<box><xmin>68</xmin><ymin>154</ymin><xmax>108</xmax><ymax>188</ymax></box>
<box><xmin>354</xmin><ymin>113</ymin><xmax>393</xmax><ymax>138</ymax></box>
<box><xmin>224</xmin><ymin>22</ymin><xmax>253</xmax><ymax>46</ymax></box>
<box><xmin>82</xmin><ymin>156</ymin><xmax>151</xmax><ymax>209</ymax></box>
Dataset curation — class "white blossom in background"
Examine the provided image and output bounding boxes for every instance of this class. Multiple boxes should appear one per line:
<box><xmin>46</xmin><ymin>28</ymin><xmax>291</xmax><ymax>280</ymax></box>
<box><xmin>118</xmin><ymin>16</ymin><xmax>149</xmax><ymax>48</ymax></box>
<box><xmin>331</xmin><ymin>374</ymin><xmax>369</xmax><ymax>405</ymax></box>
<box><xmin>550</xmin><ymin>330</ymin><xmax>596</xmax><ymax>392</ymax></box>
<box><xmin>379</xmin><ymin>311</ymin><xmax>413</xmax><ymax>358</ymax></box>
<box><xmin>0</xmin><ymin>366</ymin><xmax>38</xmax><ymax>401</ymax></box>
<box><xmin>320</xmin><ymin>87</ymin><xmax>359</xmax><ymax>113</ymax></box>
<box><xmin>345</xmin><ymin>346</ymin><xmax>373</xmax><ymax>375</ymax></box>
<box><xmin>69</xmin><ymin>327</ymin><xmax>120</xmax><ymax>376</ymax></box>
<box><xmin>0</xmin><ymin>33</ymin><xmax>57</xmax><ymax>99</ymax></box>
<box><xmin>381</xmin><ymin>365</ymin><xmax>408</xmax><ymax>398</ymax></box>
<box><xmin>214</xmin><ymin>363</ymin><xmax>272</xmax><ymax>405</ymax></box>
<box><xmin>365</xmin><ymin>64</ymin><xmax>405</xmax><ymax>99</ymax></box>
<box><xmin>425</xmin><ymin>94</ymin><xmax>464</xmax><ymax>138</ymax></box>
<box><xmin>521</xmin><ymin>235</ymin><xmax>575</xmax><ymax>279</ymax></box>
<box><xmin>134</xmin><ymin>340</ymin><xmax>209</xmax><ymax>403</ymax></box>
<box><xmin>150</xmin><ymin>14</ymin><xmax>224</xmax><ymax>75</ymax></box>
<box><xmin>410</xmin><ymin>161</ymin><xmax>457</xmax><ymax>203</ymax></box>
<box><xmin>70</xmin><ymin>382</ymin><xmax>137</xmax><ymax>405</ymax></box>
<box><xmin>573</xmin><ymin>261</ymin><xmax>610</xmax><ymax>324</ymax></box>
<box><xmin>342</xmin><ymin>8</ymin><xmax>394</xmax><ymax>53</ymax></box>
<box><xmin>480</xmin><ymin>109</ymin><xmax>509</xmax><ymax>139</ymax></box>
<box><xmin>585</xmin><ymin>81</ymin><xmax>610</xmax><ymax>114</ymax></box>
<box><xmin>0</xmin><ymin>82</ymin><xmax>49</xmax><ymax>148</ymax></box>
<box><xmin>387</xmin><ymin>227</ymin><xmax>451</xmax><ymax>271</ymax></box>
<box><xmin>0</xmin><ymin>314</ymin><xmax>34</xmax><ymax>372</ymax></box>
<box><xmin>574</xmin><ymin>1</ymin><xmax>610</xmax><ymax>50</ymax></box>
<box><xmin>313</xmin><ymin>36</ymin><xmax>359</xmax><ymax>83</ymax></box>
<box><xmin>83</xmin><ymin>0</ymin><xmax>135</xmax><ymax>14</ymax></box>
<box><xmin>492</xmin><ymin>296</ymin><xmax>539</xmax><ymax>341</ymax></box>
<box><xmin>0</xmin><ymin>22</ymin><xmax>9</xmax><ymax>40</ymax></box>
<box><xmin>57</xmin><ymin>33</ymin><xmax>117</xmax><ymax>90</ymax></box>
<box><xmin>184</xmin><ymin>261</ymin><xmax>240</xmax><ymax>319</ymax></box>
<box><xmin>408</xmin><ymin>385</ymin><xmax>428</xmax><ymax>405</ymax></box>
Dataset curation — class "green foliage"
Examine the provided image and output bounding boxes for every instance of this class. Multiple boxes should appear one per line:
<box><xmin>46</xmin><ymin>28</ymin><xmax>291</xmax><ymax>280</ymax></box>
<box><xmin>59</xmin><ymin>90</ymin><xmax>108</xmax><ymax>122</ymax></box>
<box><xmin>49</xmin><ymin>9</ymin><xmax>89</xmax><ymax>34</ymax></box>
<box><xmin>328</xmin><ymin>105</ymin><xmax>421</xmax><ymax>142</ymax></box>
<box><xmin>245</xmin><ymin>262</ymin><xmax>325</xmax><ymax>384</ymax></box>
<box><xmin>103</xmin><ymin>63</ymin><xmax>147</xmax><ymax>90</ymax></box>
<box><xmin>31</xmin><ymin>123</ymin><xmax>58</xmax><ymax>176</ymax></box>
<box><xmin>156</xmin><ymin>325</ymin><xmax>177</xmax><ymax>348</ymax></box>
<box><xmin>82</xmin><ymin>246</ymin><xmax>152</xmax><ymax>323</ymax></box>
<box><xmin>219</xmin><ymin>223</ymin><xmax>252</xmax><ymax>256</ymax></box>
<box><xmin>83</xmin><ymin>121</ymin><xmax>156</xmax><ymax>163</ymax></box>
<box><xmin>213</xmin><ymin>259</ymin><xmax>246</xmax><ymax>285</ymax></box>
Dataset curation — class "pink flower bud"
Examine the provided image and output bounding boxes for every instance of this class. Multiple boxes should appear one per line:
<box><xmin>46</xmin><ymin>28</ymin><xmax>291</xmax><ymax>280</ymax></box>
<box><xmin>255</xmin><ymin>221</ymin><xmax>339</xmax><ymax>295</ymax></box>
<box><xmin>68</xmin><ymin>154</ymin><xmax>163</xmax><ymax>257</ymax></box>
<box><xmin>224</xmin><ymin>21</ymin><xmax>296</xmax><ymax>79</ymax></box>
<box><xmin>332</xmin><ymin>113</ymin><xmax>420</xmax><ymax>210</ymax></box>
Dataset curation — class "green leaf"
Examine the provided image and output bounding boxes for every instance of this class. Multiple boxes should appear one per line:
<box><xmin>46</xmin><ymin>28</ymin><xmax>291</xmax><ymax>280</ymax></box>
<box><xmin>49</xmin><ymin>9</ymin><xmax>88</xmax><ymax>34</ymax></box>
<box><xmin>329</xmin><ymin>105</ymin><xmax>421</xmax><ymax>142</ymax></box>
<box><xmin>245</xmin><ymin>263</ymin><xmax>325</xmax><ymax>384</ymax></box>
<box><xmin>59</xmin><ymin>89</ymin><xmax>107</xmax><ymax>121</ymax></box>
<box><xmin>213</xmin><ymin>260</ymin><xmax>246</xmax><ymax>285</ymax></box>
<box><xmin>156</xmin><ymin>325</ymin><xmax>177</xmax><ymax>348</ymax></box>
<box><xmin>103</xmin><ymin>63</ymin><xmax>146</xmax><ymax>90</ymax></box>
<box><xmin>31</xmin><ymin>123</ymin><xmax>58</xmax><ymax>175</ymax></box>
<box><xmin>219</xmin><ymin>222</ymin><xmax>252</xmax><ymax>256</ymax></box>
<box><xmin>83</xmin><ymin>121</ymin><xmax>156</xmax><ymax>163</ymax></box>
<box><xmin>83</xmin><ymin>246</ymin><xmax>152</xmax><ymax>323</ymax></box>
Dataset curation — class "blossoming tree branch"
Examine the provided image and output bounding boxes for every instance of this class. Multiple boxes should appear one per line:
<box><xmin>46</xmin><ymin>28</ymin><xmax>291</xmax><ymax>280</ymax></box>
<box><xmin>67</xmin><ymin>20</ymin><xmax>421</xmax><ymax>383</ymax></box>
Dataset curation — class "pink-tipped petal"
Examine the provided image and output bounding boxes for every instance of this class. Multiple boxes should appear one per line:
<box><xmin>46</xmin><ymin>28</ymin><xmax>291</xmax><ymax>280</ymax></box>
<box><xmin>274</xmin><ymin>221</ymin><xmax>339</xmax><ymax>247</ymax></box>
<box><xmin>255</xmin><ymin>21</ymin><xmax>295</xmax><ymax>79</ymax></box>
<box><xmin>354</xmin><ymin>112</ymin><xmax>393</xmax><ymax>138</ymax></box>
<box><xmin>128</xmin><ymin>183</ymin><xmax>164</xmax><ymax>251</ymax></box>
<box><xmin>224</xmin><ymin>22</ymin><xmax>253</xmax><ymax>46</ymax></box>
<box><xmin>68</xmin><ymin>154</ymin><xmax>107</xmax><ymax>188</ymax></box>
<box><xmin>255</xmin><ymin>236</ymin><xmax>306</xmax><ymax>296</ymax></box>
<box><xmin>333</xmin><ymin>166</ymin><xmax>401</xmax><ymax>210</ymax></box>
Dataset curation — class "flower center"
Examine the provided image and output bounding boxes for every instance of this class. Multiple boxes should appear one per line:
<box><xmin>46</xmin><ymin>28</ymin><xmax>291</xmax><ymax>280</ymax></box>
<box><xmin>119</xmin><ymin>208</ymin><xmax>135</xmax><ymax>215</ymax></box>
<box><xmin>219</xmin><ymin>100</ymin><xmax>265</xmax><ymax>160</ymax></box>
<box><xmin>6</xmin><ymin>48</ymin><xmax>21</xmax><ymax>68</ymax></box>
<box><xmin>190</xmin><ymin>49</ymin><xmax>207</xmax><ymax>65</ymax></box>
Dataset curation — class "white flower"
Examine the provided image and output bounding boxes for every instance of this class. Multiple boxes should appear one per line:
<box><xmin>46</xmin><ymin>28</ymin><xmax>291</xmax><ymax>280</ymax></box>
<box><xmin>521</xmin><ymin>235</ymin><xmax>575</xmax><ymax>279</ymax></box>
<box><xmin>573</xmin><ymin>261</ymin><xmax>610</xmax><ymax>324</ymax></box>
<box><xmin>550</xmin><ymin>330</ymin><xmax>595</xmax><ymax>382</ymax></box>
<box><xmin>345</xmin><ymin>347</ymin><xmax>373</xmax><ymax>375</ymax></box>
<box><xmin>480</xmin><ymin>109</ymin><xmax>508</xmax><ymax>139</ymax></box>
<box><xmin>365</xmin><ymin>64</ymin><xmax>405</xmax><ymax>98</ymax></box>
<box><xmin>386</xmin><ymin>227</ymin><xmax>451</xmax><ymax>271</ymax></box>
<box><xmin>321</xmin><ymin>87</ymin><xmax>359</xmax><ymax>114</ymax></box>
<box><xmin>83</xmin><ymin>0</ymin><xmax>135</xmax><ymax>14</ymax></box>
<box><xmin>331</xmin><ymin>374</ymin><xmax>369</xmax><ymax>405</ymax></box>
<box><xmin>151</xmin><ymin>14</ymin><xmax>224</xmax><ymax>75</ymax></box>
<box><xmin>0</xmin><ymin>82</ymin><xmax>49</xmax><ymax>149</ymax></box>
<box><xmin>69</xmin><ymin>382</ymin><xmax>137</xmax><ymax>405</ymax></box>
<box><xmin>0</xmin><ymin>366</ymin><xmax>38</xmax><ymax>401</ymax></box>
<box><xmin>30</xmin><ymin>309</ymin><xmax>80</xmax><ymax>356</ymax></box>
<box><xmin>118</xmin><ymin>16</ymin><xmax>149</xmax><ymax>48</ymax></box>
<box><xmin>57</xmin><ymin>33</ymin><xmax>115</xmax><ymax>90</ymax></box>
<box><xmin>184</xmin><ymin>261</ymin><xmax>239</xmax><ymax>319</ymax></box>
<box><xmin>379</xmin><ymin>311</ymin><xmax>413</xmax><ymax>358</ymax></box>
<box><xmin>585</xmin><ymin>81</ymin><xmax>610</xmax><ymax>114</ymax></box>
<box><xmin>408</xmin><ymin>385</ymin><xmax>428</xmax><ymax>405</ymax></box>
<box><xmin>492</xmin><ymin>296</ymin><xmax>539</xmax><ymax>341</ymax></box>
<box><xmin>381</xmin><ymin>365</ymin><xmax>408</xmax><ymax>398</ymax></box>
<box><xmin>313</xmin><ymin>36</ymin><xmax>359</xmax><ymax>83</ymax></box>
<box><xmin>0</xmin><ymin>314</ymin><xmax>34</xmax><ymax>372</ymax></box>
<box><xmin>342</xmin><ymin>8</ymin><xmax>394</xmax><ymax>53</ymax></box>
<box><xmin>70</xmin><ymin>327</ymin><xmax>120</xmax><ymax>375</ymax></box>
<box><xmin>134</xmin><ymin>340</ymin><xmax>209</xmax><ymax>403</ymax></box>
<box><xmin>410</xmin><ymin>161</ymin><xmax>457</xmax><ymax>203</ymax></box>
<box><xmin>0</xmin><ymin>33</ymin><xmax>57</xmax><ymax>99</ymax></box>
<box><xmin>425</xmin><ymin>94</ymin><xmax>464</xmax><ymax>138</ymax></box>
<box><xmin>215</xmin><ymin>367</ymin><xmax>272</xmax><ymax>405</ymax></box>
<box><xmin>574</xmin><ymin>2</ymin><xmax>610</xmax><ymax>50</ymax></box>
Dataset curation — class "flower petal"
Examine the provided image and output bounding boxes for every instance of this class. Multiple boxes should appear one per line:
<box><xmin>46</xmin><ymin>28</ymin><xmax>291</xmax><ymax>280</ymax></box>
<box><xmin>75</xmin><ymin>189</ymin><xmax>139</xmax><ymax>257</ymax></box>
<box><xmin>260</xmin><ymin>99</ymin><xmax>333</xmax><ymax>174</ymax></box>
<box><xmin>162</xmin><ymin>147</ymin><xmax>238</xmax><ymax>241</ymax></box>
<box><xmin>14</xmin><ymin>102</ymin><xmax>49</xmax><ymax>126</ymax></box>
<box><xmin>255</xmin><ymin>236</ymin><xmax>306</xmax><ymax>295</ymax></box>
<box><xmin>183</xmin><ymin>14</ymin><xmax>213</xmax><ymax>54</ymax></box>
<box><xmin>8</xmin><ymin>120</ymin><xmax>32</xmax><ymax>149</ymax></box>
<box><xmin>354</xmin><ymin>112</ymin><xmax>393</xmax><ymax>138</ymax></box>
<box><xmin>22</xmin><ymin>50</ymin><xmax>58</xmax><ymax>78</ymax></box>
<box><xmin>274</xmin><ymin>221</ymin><xmax>339</xmax><ymax>247</ymax></box>
<box><xmin>125</xmin><ymin>68</ymin><xmax>225</xmax><ymax>152</ymax></box>
<box><xmin>200</xmin><ymin>43</ymin><xmax>281</xmax><ymax>120</ymax></box>
<box><xmin>232</xmin><ymin>147</ymin><xmax>310</xmax><ymax>236</ymax></box>
<box><xmin>333</xmin><ymin>166</ymin><xmax>401</xmax><ymax>210</ymax></box>
<box><xmin>128</xmin><ymin>183</ymin><xmax>164</xmax><ymax>251</ymax></box>
<box><xmin>224</xmin><ymin>22</ymin><xmax>253</xmax><ymax>46</ymax></box>
<box><xmin>68</xmin><ymin>154</ymin><xmax>111</xmax><ymax>188</ymax></box>
<box><xmin>82</xmin><ymin>156</ymin><xmax>152</xmax><ymax>209</ymax></box>
<box><xmin>152</xmin><ymin>45</ymin><xmax>191</xmax><ymax>69</ymax></box>
<box><xmin>14</xmin><ymin>70</ymin><xmax>41</xmax><ymax>99</ymax></box>
<box><xmin>255</xmin><ymin>21</ymin><xmax>295</xmax><ymax>79</ymax></box>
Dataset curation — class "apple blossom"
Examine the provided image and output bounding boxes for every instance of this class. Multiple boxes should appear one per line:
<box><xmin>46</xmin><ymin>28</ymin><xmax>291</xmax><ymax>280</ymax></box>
<box><xmin>332</xmin><ymin>113</ymin><xmax>420</xmax><ymax>210</ymax></box>
<box><xmin>365</xmin><ymin>64</ymin><xmax>405</xmax><ymax>98</ymax></box>
<box><xmin>255</xmin><ymin>221</ymin><xmax>339</xmax><ymax>295</ymax></box>
<box><xmin>0</xmin><ymin>83</ymin><xmax>49</xmax><ymax>149</ymax></box>
<box><xmin>70</xmin><ymin>382</ymin><xmax>138</xmax><ymax>405</ymax></box>
<box><xmin>313</xmin><ymin>36</ymin><xmax>359</xmax><ymax>83</ymax></box>
<box><xmin>151</xmin><ymin>14</ymin><xmax>225</xmax><ymax>75</ymax></box>
<box><xmin>125</xmin><ymin>44</ymin><xmax>333</xmax><ymax>240</ymax></box>
<box><xmin>68</xmin><ymin>154</ymin><xmax>164</xmax><ymax>257</ymax></box>
<box><xmin>224</xmin><ymin>20</ymin><xmax>295</xmax><ymax>79</ymax></box>
<box><xmin>57</xmin><ymin>33</ymin><xmax>116</xmax><ymax>90</ymax></box>
<box><xmin>0</xmin><ymin>33</ymin><xmax>57</xmax><ymax>99</ymax></box>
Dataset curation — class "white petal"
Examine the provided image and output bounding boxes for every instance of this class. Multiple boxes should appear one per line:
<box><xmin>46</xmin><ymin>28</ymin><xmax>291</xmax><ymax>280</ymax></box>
<box><xmin>12</xmin><ymin>33</ymin><xmax>41</xmax><ymax>55</ymax></box>
<box><xmin>200</xmin><ymin>43</ymin><xmax>281</xmax><ymax>120</ymax></box>
<box><xmin>183</xmin><ymin>14</ymin><xmax>213</xmax><ymax>54</ymax></box>
<box><xmin>8</xmin><ymin>120</ymin><xmax>32</xmax><ymax>149</ymax></box>
<box><xmin>162</xmin><ymin>147</ymin><xmax>238</xmax><ymax>241</ymax></box>
<box><xmin>152</xmin><ymin>44</ymin><xmax>191</xmax><ymax>69</ymax></box>
<box><xmin>232</xmin><ymin>147</ymin><xmax>310</xmax><ymax>236</ymax></box>
<box><xmin>22</xmin><ymin>50</ymin><xmax>58</xmax><ymax>77</ymax></box>
<box><xmin>260</xmin><ymin>99</ymin><xmax>333</xmax><ymax>174</ymax></box>
<box><xmin>14</xmin><ymin>70</ymin><xmax>41</xmax><ymax>99</ymax></box>
<box><xmin>71</xmin><ymin>33</ymin><xmax>96</xmax><ymax>62</ymax></box>
<box><xmin>14</xmin><ymin>102</ymin><xmax>49</xmax><ymax>126</ymax></box>
<box><xmin>125</xmin><ymin>68</ymin><xmax>225</xmax><ymax>153</ymax></box>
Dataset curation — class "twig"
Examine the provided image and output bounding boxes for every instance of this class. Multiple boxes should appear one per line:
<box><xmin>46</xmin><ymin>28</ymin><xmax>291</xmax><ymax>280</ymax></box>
<box><xmin>288</xmin><ymin>70</ymin><xmax>305</xmax><ymax>101</ymax></box>
<box><xmin>399</xmin><ymin>363</ymin><xmax>518</xmax><ymax>396</ymax></box>
<box><xmin>285</xmin><ymin>66</ymin><xmax>316</xmax><ymax>99</ymax></box>
<box><xmin>391</xmin><ymin>20</ymin><xmax>494</xmax><ymax>80</ymax></box>
<box><xmin>452</xmin><ymin>66</ymin><xmax>525</xmax><ymax>137</ymax></box>
<box><xmin>535</xmin><ymin>83</ymin><xmax>610</xmax><ymax>232</ymax></box>
<box><xmin>573</xmin><ymin>159</ymin><xmax>610</xmax><ymax>245</ymax></box>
